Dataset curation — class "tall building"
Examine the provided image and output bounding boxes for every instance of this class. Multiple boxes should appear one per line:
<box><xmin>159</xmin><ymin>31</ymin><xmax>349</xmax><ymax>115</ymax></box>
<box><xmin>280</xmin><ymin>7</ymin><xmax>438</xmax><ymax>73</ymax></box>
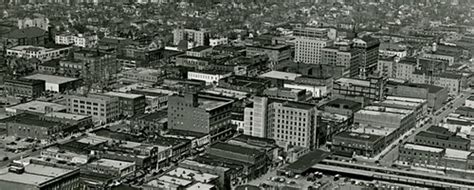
<box><xmin>294</xmin><ymin>27</ymin><xmax>334</xmax><ymax>64</ymax></box>
<box><xmin>65</xmin><ymin>94</ymin><xmax>120</xmax><ymax>124</ymax></box>
<box><xmin>332</xmin><ymin>76</ymin><xmax>386</xmax><ymax>105</ymax></box>
<box><xmin>352</xmin><ymin>36</ymin><xmax>380</xmax><ymax>79</ymax></box>
<box><xmin>321</xmin><ymin>45</ymin><xmax>362</xmax><ymax>77</ymax></box>
<box><xmin>173</xmin><ymin>27</ymin><xmax>210</xmax><ymax>48</ymax></box>
<box><xmin>244</xmin><ymin>97</ymin><xmax>320</xmax><ymax>149</ymax></box>
<box><xmin>167</xmin><ymin>92</ymin><xmax>235</xmax><ymax>142</ymax></box>
<box><xmin>103</xmin><ymin>92</ymin><xmax>146</xmax><ymax>117</ymax></box>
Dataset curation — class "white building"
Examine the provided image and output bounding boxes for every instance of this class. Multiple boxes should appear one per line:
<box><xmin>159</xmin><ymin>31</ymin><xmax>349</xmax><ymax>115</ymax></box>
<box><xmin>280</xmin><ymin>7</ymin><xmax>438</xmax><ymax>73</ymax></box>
<box><xmin>209</xmin><ymin>37</ymin><xmax>228</xmax><ymax>47</ymax></box>
<box><xmin>24</xmin><ymin>74</ymin><xmax>80</xmax><ymax>93</ymax></box>
<box><xmin>6</xmin><ymin>45</ymin><xmax>72</xmax><ymax>62</ymax></box>
<box><xmin>55</xmin><ymin>33</ymin><xmax>98</xmax><ymax>48</ymax></box>
<box><xmin>187</xmin><ymin>71</ymin><xmax>232</xmax><ymax>85</ymax></box>
<box><xmin>465</xmin><ymin>96</ymin><xmax>474</xmax><ymax>108</ymax></box>
<box><xmin>18</xmin><ymin>17</ymin><xmax>49</xmax><ymax>31</ymax></box>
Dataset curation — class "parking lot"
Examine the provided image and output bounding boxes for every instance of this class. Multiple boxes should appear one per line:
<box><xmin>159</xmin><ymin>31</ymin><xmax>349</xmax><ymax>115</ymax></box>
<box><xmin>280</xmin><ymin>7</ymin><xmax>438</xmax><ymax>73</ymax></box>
<box><xmin>0</xmin><ymin>135</ymin><xmax>41</xmax><ymax>161</ymax></box>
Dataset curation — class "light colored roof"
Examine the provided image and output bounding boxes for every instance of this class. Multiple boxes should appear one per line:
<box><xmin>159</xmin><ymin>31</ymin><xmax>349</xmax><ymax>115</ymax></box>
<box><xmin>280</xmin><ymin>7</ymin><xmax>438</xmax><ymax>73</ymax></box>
<box><xmin>259</xmin><ymin>71</ymin><xmax>302</xmax><ymax>81</ymax></box>
<box><xmin>156</xmin><ymin>175</ymin><xmax>192</xmax><ymax>186</ymax></box>
<box><xmin>44</xmin><ymin>112</ymin><xmax>90</xmax><ymax>121</ymax></box>
<box><xmin>24</xmin><ymin>74</ymin><xmax>78</xmax><ymax>84</ymax></box>
<box><xmin>166</xmin><ymin>167</ymin><xmax>218</xmax><ymax>183</ymax></box>
<box><xmin>403</xmin><ymin>143</ymin><xmax>444</xmax><ymax>153</ymax></box>
<box><xmin>386</xmin><ymin>96</ymin><xmax>426</xmax><ymax>103</ymax></box>
<box><xmin>104</xmin><ymin>91</ymin><xmax>144</xmax><ymax>99</ymax></box>
<box><xmin>198</xmin><ymin>96</ymin><xmax>234</xmax><ymax>111</ymax></box>
<box><xmin>445</xmin><ymin>148</ymin><xmax>472</xmax><ymax>160</ymax></box>
<box><xmin>186</xmin><ymin>182</ymin><xmax>215</xmax><ymax>190</ymax></box>
<box><xmin>77</xmin><ymin>135</ymin><xmax>109</xmax><ymax>145</ymax></box>
<box><xmin>362</xmin><ymin>106</ymin><xmax>413</xmax><ymax>115</ymax></box>
<box><xmin>380</xmin><ymin>99</ymin><xmax>421</xmax><ymax>108</ymax></box>
<box><xmin>351</xmin><ymin>124</ymin><xmax>397</xmax><ymax>136</ymax></box>
<box><xmin>335</xmin><ymin>77</ymin><xmax>370</xmax><ymax>87</ymax></box>
<box><xmin>90</xmin><ymin>159</ymin><xmax>135</xmax><ymax>170</ymax></box>
<box><xmin>0</xmin><ymin>163</ymin><xmax>74</xmax><ymax>186</ymax></box>
<box><xmin>6</xmin><ymin>100</ymin><xmax>67</xmax><ymax>114</ymax></box>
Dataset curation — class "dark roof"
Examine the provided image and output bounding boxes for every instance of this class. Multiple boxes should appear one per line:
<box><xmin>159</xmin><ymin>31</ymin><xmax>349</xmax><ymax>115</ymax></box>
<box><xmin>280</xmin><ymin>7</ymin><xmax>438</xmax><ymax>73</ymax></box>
<box><xmin>402</xmin><ymin>83</ymin><xmax>444</xmax><ymax>93</ymax></box>
<box><xmin>416</xmin><ymin>131</ymin><xmax>470</xmax><ymax>144</ymax></box>
<box><xmin>4</xmin><ymin>27</ymin><xmax>46</xmax><ymax>39</ymax></box>
<box><xmin>189</xmin><ymin>45</ymin><xmax>211</xmax><ymax>52</ymax></box>
<box><xmin>210</xmin><ymin>142</ymin><xmax>264</xmax><ymax>157</ymax></box>
<box><xmin>167</xmin><ymin>129</ymin><xmax>207</xmax><ymax>138</ymax></box>
<box><xmin>134</xmin><ymin>110</ymin><xmax>167</xmax><ymax>122</ymax></box>
<box><xmin>427</xmin><ymin>125</ymin><xmax>454</xmax><ymax>136</ymax></box>
<box><xmin>41</xmin><ymin>59</ymin><xmax>60</xmax><ymax>67</ymax></box>
<box><xmin>93</xmin><ymin>128</ymin><xmax>144</xmax><ymax>142</ymax></box>
<box><xmin>231</xmin><ymin>134</ymin><xmax>276</xmax><ymax>146</ymax></box>
<box><xmin>334</xmin><ymin>131</ymin><xmax>384</xmax><ymax>143</ymax></box>
<box><xmin>268</xmin><ymin>98</ymin><xmax>316</xmax><ymax>110</ymax></box>
<box><xmin>438</xmin><ymin>72</ymin><xmax>463</xmax><ymax>79</ymax></box>
<box><xmin>0</xmin><ymin>113</ymin><xmax>61</xmax><ymax>128</ymax></box>
<box><xmin>285</xmin><ymin>149</ymin><xmax>331</xmax><ymax>174</ymax></box>
<box><xmin>324</xmin><ymin>98</ymin><xmax>361</xmax><ymax>109</ymax></box>
<box><xmin>456</xmin><ymin>106</ymin><xmax>474</xmax><ymax>113</ymax></box>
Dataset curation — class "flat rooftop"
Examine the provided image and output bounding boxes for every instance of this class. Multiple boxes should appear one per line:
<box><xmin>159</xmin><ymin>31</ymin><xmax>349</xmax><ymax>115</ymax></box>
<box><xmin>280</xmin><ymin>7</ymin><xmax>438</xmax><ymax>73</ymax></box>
<box><xmin>284</xmin><ymin>149</ymin><xmax>331</xmax><ymax>174</ymax></box>
<box><xmin>0</xmin><ymin>113</ymin><xmax>61</xmax><ymax>128</ymax></box>
<box><xmin>335</xmin><ymin>78</ymin><xmax>370</xmax><ymax>87</ymax></box>
<box><xmin>380</xmin><ymin>99</ymin><xmax>421</xmax><ymax>108</ymax></box>
<box><xmin>44</xmin><ymin>112</ymin><xmax>90</xmax><ymax>121</ymax></box>
<box><xmin>210</xmin><ymin>142</ymin><xmax>264</xmax><ymax>158</ymax></box>
<box><xmin>7</xmin><ymin>100</ymin><xmax>67</xmax><ymax>114</ymax></box>
<box><xmin>335</xmin><ymin>131</ymin><xmax>384</xmax><ymax>143</ymax></box>
<box><xmin>351</xmin><ymin>124</ymin><xmax>397</xmax><ymax>137</ymax></box>
<box><xmin>445</xmin><ymin>148</ymin><xmax>472</xmax><ymax>160</ymax></box>
<box><xmin>104</xmin><ymin>91</ymin><xmax>144</xmax><ymax>99</ymax></box>
<box><xmin>0</xmin><ymin>163</ymin><xmax>76</xmax><ymax>187</ymax></box>
<box><xmin>386</xmin><ymin>96</ymin><xmax>426</xmax><ymax>104</ymax></box>
<box><xmin>362</xmin><ymin>106</ymin><xmax>413</xmax><ymax>115</ymax></box>
<box><xmin>197</xmin><ymin>95</ymin><xmax>234</xmax><ymax>111</ymax></box>
<box><xmin>259</xmin><ymin>71</ymin><xmax>302</xmax><ymax>81</ymax></box>
<box><xmin>166</xmin><ymin>167</ymin><xmax>218</xmax><ymax>183</ymax></box>
<box><xmin>186</xmin><ymin>182</ymin><xmax>215</xmax><ymax>190</ymax></box>
<box><xmin>89</xmin><ymin>159</ymin><xmax>135</xmax><ymax>170</ymax></box>
<box><xmin>155</xmin><ymin>175</ymin><xmax>192</xmax><ymax>186</ymax></box>
<box><xmin>403</xmin><ymin>143</ymin><xmax>444</xmax><ymax>153</ymax></box>
<box><xmin>24</xmin><ymin>74</ymin><xmax>79</xmax><ymax>84</ymax></box>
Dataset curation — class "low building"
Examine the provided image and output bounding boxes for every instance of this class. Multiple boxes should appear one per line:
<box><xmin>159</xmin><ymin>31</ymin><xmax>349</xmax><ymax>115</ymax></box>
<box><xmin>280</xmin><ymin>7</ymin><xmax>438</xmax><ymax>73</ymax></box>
<box><xmin>398</xmin><ymin>143</ymin><xmax>445</xmax><ymax>167</ymax></box>
<box><xmin>0</xmin><ymin>162</ymin><xmax>80</xmax><ymax>190</ymax></box>
<box><xmin>332</xmin><ymin>131</ymin><xmax>385</xmax><ymax>157</ymax></box>
<box><xmin>263</xmin><ymin>87</ymin><xmax>309</xmax><ymax>101</ymax></box>
<box><xmin>122</xmin><ymin>68</ymin><xmax>164</xmax><ymax>83</ymax></box>
<box><xmin>187</xmin><ymin>70</ymin><xmax>232</xmax><ymax>85</ymax></box>
<box><xmin>218</xmin><ymin>75</ymin><xmax>271</xmax><ymax>95</ymax></box>
<box><xmin>321</xmin><ymin>98</ymin><xmax>362</xmax><ymax>117</ymax></box>
<box><xmin>1</xmin><ymin>113</ymin><xmax>76</xmax><ymax>139</ymax></box>
<box><xmin>131</xmin><ymin>110</ymin><xmax>168</xmax><ymax>134</ymax></box>
<box><xmin>82</xmin><ymin>158</ymin><xmax>135</xmax><ymax>178</ymax></box>
<box><xmin>414</xmin><ymin>127</ymin><xmax>470</xmax><ymax>151</ymax></box>
<box><xmin>332</xmin><ymin>76</ymin><xmax>385</xmax><ymax>105</ymax></box>
<box><xmin>143</xmin><ymin>167</ymin><xmax>218</xmax><ymax>190</ymax></box>
<box><xmin>465</xmin><ymin>96</ymin><xmax>474</xmax><ymax>108</ymax></box>
<box><xmin>3</xmin><ymin>78</ymin><xmax>45</xmax><ymax>98</ymax></box>
<box><xmin>103</xmin><ymin>92</ymin><xmax>146</xmax><ymax>117</ymax></box>
<box><xmin>55</xmin><ymin>32</ymin><xmax>98</xmax><ymax>48</ymax></box>
<box><xmin>377</xmin><ymin>96</ymin><xmax>428</xmax><ymax>121</ymax></box>
<box><xmin>6</xmin><ymin>45</ymin><xmax>72</xmax><ymax>62</ymax></box>
<box><xmin>23</xmin><ymin>74</ymin><xmax>81</xmax><ymax>93</ymax></box>
<box><xmin>455</xmin><ymin>106</ymin><xmax>474</xmax><ymax>118</ymax></box>
<box><xmin>5</xmin><ymin>100</ymin><xmax>67</xmax><ymax>116</ymax></box>
<box><xmin>43</xmin><ymin>112</ymin><xmax>93</xmax><ymax>130</ymax></box>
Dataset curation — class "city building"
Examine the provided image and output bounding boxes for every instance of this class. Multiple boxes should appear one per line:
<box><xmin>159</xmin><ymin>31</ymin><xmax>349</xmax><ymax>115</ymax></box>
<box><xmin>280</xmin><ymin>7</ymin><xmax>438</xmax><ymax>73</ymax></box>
<box><xmin>5</xmin><ymin>100</ymin><xmax>67</xmax><ymax>116</ymax></box>
<box><xmin>173</xmin><ymin>27</ymin><xmax>210</xmax><ymax>48</ymax></box>
<box><xmin>209</xmin><ymin>37</ymin><xmax>228</xmax><ymax>47</ymax></box>
<box><xmin>218</xmin><ymin>75</ymin><xmax>272</xmax><ymax>95</ymax></box>
<box><xmin>1</xmin><ymin>27</ymin><xmax>48</xmax><ymax>48</ymax></box>
<box><xmin>393</xmin><ymin>83</ymin><xmax>448</xmax><ymax>111</ymax></box>
<box><xmin>246</xmin><ymin>44</ymin><xmax>292</xmax><ymax>69</ymax></box>
<box><xmin>23</xmin><ymin>74</ymin><xmax>81</xmax><ymax>93</ymax></box>
<box><xmin>103</xmin><ymin>91</ymin><xmax>146</xmax><ymax>117</ymax></box>
<box><xmin>377</xmin><ymin>96</ymin><xmax>428</xmax><ymax>122</ymax></box>
<box><xmin>352</xmin><ymin>36</ymin><xmax>380</xmax><ymax>78</ymax></box>
<box><xmin>332</xmin><ymin>131</ymin><xmax>385</xmax><ymax>157</ymax></box>
<box><xmin>321</xmin><ymin>98</ymin><xmax>362</xmax><ymax>117</ymax></box>
<box><xmin>244</xmin><ymin>96</ymin><xmax>321</xmax><ymax>149</ymax></box>
<box><xmin>3</xmin><ymin>78</ymin><xmax>45</xmax><ymax>98</ymax></box>
<box><xmin>55</xmin><ymin>32</ymin><xmax>98</xmax><ymax>48</ymax></box>
<box><xmin>414</xmin><ymin>126</ymin><xmax>470</xmax><ymax>151</ymax></box>
<box><xmin>294</xmin><ymin>26</ymin><xmax>334</xmax><ymax>64</ymax></box>
<box><xmin>262</xmin><ymin>87</ymin><xmax>310</xmax><ymax>102</ymax></box>
<box><xmin>465</xmin><ymin>96</ymin><xmax>474</xmax><ymax>108</ymax></box>
<box><xmin>43</xmin><ymin>112</ymin><xmax>93</xmax><ymax>130</ymax></box>
<box><xmin>187</xmin><ymin>70</ymin><xmax>232</xmax><ymax>85</ymax></box>
<box><xmin>354</xmin><ymin>105</ymin><xmax>416</xmax><ymax>135</ymax></box>
<box><xmin>82</xmin><ymin>158</ymin><xmax>135</xmax><ymax>177</ymax></box>
<box><xmin>65</xmin><ymin>94</ymin><xmax>120</xmax><ymax>124</ymax></box>
<box><xmin>411</xmin><ymin>72</ymin><xmax>463</xmax><ymax>95</ymax></box>
<box><xmin>321</xmin><ymin>45</ymin><xmax>362</xmax><ymax>78</ymax></box>
<box><xmin>143</xmin><ymin>167</ymin><xmax>218</xmax><ymax>190</ymax></box>
<box><xmin>168</xmin><ymin>93</ymin><xmax>235</xmax><ymax>142</ymax></box>
<box><xmin>332</xmin><ymin>76</ymin><xmax>386</xmax><ymax>105</ymax></box>
<box><xmin>18</xmin><ymin>16</ymin><xmax>49</xmax><ymax>31</ymax></box>
<box><xmin>377</xmin><ymin>55</ymin><xmax>398</xmax><ymax>78</ymax></box>
<box><xmin>6</xmin><ymin>45</ymin><xmax>72</xmax><ymax>62</ymax></box>
<box><xmin>122</xmin><ymin>68</ymin><xmax>163</xmax><ymax>83</ymax></box>
<box><xmin>0</xmin><ymin>162</ymin><xmax>80</xmax><ymax>190</ymax></box>
<box><xmin>1</xmin><ymin>113</ymin><xmax>76</xmax><ymax>139</ymax></box>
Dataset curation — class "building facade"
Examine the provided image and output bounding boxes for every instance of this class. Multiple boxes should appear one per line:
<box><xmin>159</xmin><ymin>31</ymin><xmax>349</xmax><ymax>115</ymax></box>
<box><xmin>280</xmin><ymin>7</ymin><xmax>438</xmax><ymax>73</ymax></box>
<box><xmin>65</xmin><ymin>94</ymin><xmax>120</xmax><ymax>124</ymax></box>
<box><xmin>3</xmin><ymin>78</ymin><xmax>45</xmax><ymax>98</ymax></box>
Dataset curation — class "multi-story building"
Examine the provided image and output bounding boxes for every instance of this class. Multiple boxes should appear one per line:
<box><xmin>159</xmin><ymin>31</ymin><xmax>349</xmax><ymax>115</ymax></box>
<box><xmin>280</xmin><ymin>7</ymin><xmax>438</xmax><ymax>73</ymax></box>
<box><xmin>168</xmin><ymin>93</ymin><xmax>235</xmax><ymax>142</ymax></box>
<box><xmin>55</xmin><ymin>33</ymin><xmax>98</xmax><ymax>48</ymax></box>
<box><xmin>1</xmin><ymin>113</ymin><xmax>75</xmax><ymax>139</ymax></box>
<box><xmin>321</xmin><ymin>45</ymin><xmax>362</xmax><ymax>77</ymax></box>
<box><xmin>332</xmin><ymin>131</ymin><xmax>385</xmax><ymax>157</ymax></box>
<box><xmin>1</xmin><ymin>27</ymin><xmax>48</xmax><ymax>48</ymax></box>
<box><xmin>332</xmin><ymin>76</ymin><xmax>386</xmax><ymax>105</ymax></box>
<box><xmin>23</xmin><ymin>73</ymin><xmax>81</xmax><ymax>93</ymax></box>
<box><xmin>378</xmin><ymin>96</ymin><xmax>428</xmax><ymax>122</ymax></box>
<box><xmin>82</xmin><ymin>158</ymin><xmax>135</xmax><ymax>178</ymax></box>
<box><xmin>18</xmin><ymin>16</ymin><xmax>49</xmax><ymax>31</ymax></box>
<box><xmin>294</xmin><ymin>27</ymin><xmax>334</xmax><ymax>64</ymax></box>
<box><xmin>0</xmin><ymin>163</ymin><xmax>80</xmax><ymax>190</ymax></box>
<box><xmin>398</xmin><ymin>143</ymin><xmax>446</xmax><ymax>167</ymax></box>
<box><xmin>3</xmin><ymin>78</ymin><xmax>45</xmax><ymax>98</ymax></box>
<box><xmin>122</xmin><ymin>68</ymin><xmax>163</xmax><ymax>83</ymax></box>
<box><xmin>244</xmin><ymin>96</ymin><xmax>321</xmax><ymax>149</ymax></box>
<box><xmin>6</xmin><ymin>45</ymin><xmax>72</xmax><ymax>62</ymax></box>
<box><xmin>352</xmin><ymin>36</ymin><xmax>380</xmax><ymax>79</ymax></box>
<box><xmin>393</xmin><ymin>83</ymin><xmax>448</xmax><ymax>111</ymax></box>
<box><xmin>173</xmin><ymin>27</ymin><xmax>210</xmax><ymax>47</ymax></box>
<box><xmin>187</xmin><ymin>70</ymin><xmax>232</xmax><ymax>86</ymax></box>
<box><xmin>411</xmin><ymin>72</ymin><xmax>463</xmax><ymax>95</ymax></box>
<box><xmin>414</xmin><ymin>126</ymin><xmax>471</xmax><ymax>151</ymax></box>
<box><xmin>377</xmin><ymin>55</ymin><xmax>398</xmax><ymax>78</ymax></box>
<box><xmin>103</xmin><ymin>92</ymin><xmax>146</xmax><ymax>117</ymax></box>
<box><xmin>263</xmin><ymin>87</ymin><xmax>309</xmax><ymax>102</ymax></box>
<box><xmin>246</xmin><ymin>44</ymin><xmax>292</xmax><ymax>69</ymax></box>
<box><xmin>395</xmin><ymin>57</ymin><xmax>417</xmax><ymax>81</ymax></box>
<box><xmin>65</xmin><ymin>94</ymin><xmax>120</xmax><ymax>124</ymax></box>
